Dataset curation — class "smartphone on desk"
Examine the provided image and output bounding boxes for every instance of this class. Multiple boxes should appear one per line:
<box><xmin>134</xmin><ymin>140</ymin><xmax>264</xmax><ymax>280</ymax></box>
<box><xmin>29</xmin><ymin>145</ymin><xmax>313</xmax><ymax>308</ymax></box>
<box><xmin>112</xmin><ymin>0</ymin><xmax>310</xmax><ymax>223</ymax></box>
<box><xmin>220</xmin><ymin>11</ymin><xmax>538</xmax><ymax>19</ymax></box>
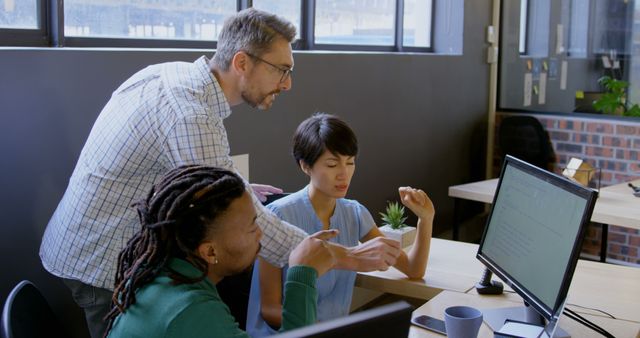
<box><xmin>411</xmin><ymin>315</ymin><xmax>446</xmax><ymax>335</ymax></box>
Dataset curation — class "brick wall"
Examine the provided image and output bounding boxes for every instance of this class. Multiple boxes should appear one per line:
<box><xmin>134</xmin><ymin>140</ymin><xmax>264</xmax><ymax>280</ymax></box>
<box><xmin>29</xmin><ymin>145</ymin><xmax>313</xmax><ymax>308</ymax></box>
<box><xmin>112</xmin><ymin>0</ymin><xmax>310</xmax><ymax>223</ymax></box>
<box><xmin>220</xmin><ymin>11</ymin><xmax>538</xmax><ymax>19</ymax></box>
<box><xmin>495</xmin><ymin>112</ymin><xmax>640</xmax><ymax>265</ymax></box>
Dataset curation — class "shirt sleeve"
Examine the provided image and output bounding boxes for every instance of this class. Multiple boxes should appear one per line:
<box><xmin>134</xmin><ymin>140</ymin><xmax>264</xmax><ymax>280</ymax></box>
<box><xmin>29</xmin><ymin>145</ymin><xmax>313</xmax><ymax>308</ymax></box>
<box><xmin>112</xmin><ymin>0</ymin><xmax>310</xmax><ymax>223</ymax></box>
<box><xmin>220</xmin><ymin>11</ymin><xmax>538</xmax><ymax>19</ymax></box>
<box><xmin>163</xmin><ymin>114</ymin><xmax>234</xmax><ymax>169</ymax></box>
<box><xmin>356</xmin><ymin>203</ymin><xmax>376</xmax><ymax>240</ymax></box>
<box><xmin>280</xmin><ymin>266</ymin><xmax>318</xmax><ymax>331</ymax></box>
<box><xmin>163</xmin><ymin>114</ymin><xmax>307</xmax><ymax>268</ymax></box>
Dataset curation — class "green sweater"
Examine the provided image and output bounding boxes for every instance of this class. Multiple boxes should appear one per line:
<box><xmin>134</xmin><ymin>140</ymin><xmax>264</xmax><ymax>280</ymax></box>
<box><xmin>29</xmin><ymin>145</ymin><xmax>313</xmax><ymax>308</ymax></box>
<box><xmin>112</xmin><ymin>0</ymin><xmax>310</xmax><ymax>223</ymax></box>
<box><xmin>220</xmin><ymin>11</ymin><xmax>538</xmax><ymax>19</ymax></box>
<box><xmin>107</xmin><ymin>258</ymin><xmax>317</xmax><ymax>338</ymax></box>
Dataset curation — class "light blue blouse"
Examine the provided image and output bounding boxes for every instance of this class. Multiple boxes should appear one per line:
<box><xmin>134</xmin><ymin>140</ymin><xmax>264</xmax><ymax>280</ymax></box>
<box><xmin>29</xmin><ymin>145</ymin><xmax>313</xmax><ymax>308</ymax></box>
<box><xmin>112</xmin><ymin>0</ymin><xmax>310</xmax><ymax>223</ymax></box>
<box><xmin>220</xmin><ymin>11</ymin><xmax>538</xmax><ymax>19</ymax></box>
<box><xmin>246</xmin><ymin>185</ymin><xmax>375</xmax><ymax>337</ymax></box>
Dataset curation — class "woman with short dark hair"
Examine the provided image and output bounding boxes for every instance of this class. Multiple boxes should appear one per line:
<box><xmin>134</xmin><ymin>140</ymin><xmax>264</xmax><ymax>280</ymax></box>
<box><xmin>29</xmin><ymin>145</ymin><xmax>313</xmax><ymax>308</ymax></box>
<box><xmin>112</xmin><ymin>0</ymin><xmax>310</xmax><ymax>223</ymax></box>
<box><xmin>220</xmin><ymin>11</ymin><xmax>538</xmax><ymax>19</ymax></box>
<box><xmin>246</xmin><ymin>113</ymin><xmax>435</xmax><ymax>336</ymax></box>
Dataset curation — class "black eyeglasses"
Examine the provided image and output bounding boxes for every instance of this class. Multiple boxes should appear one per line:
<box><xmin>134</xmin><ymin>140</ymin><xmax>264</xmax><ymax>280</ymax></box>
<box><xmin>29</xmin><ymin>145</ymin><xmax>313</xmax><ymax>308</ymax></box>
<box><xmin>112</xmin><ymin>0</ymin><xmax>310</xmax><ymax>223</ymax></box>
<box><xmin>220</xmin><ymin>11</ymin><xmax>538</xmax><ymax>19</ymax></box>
<box><xmin>245</xmin><ymin>52</ymin><xmax>293</xmax><ymax>84</ymax></box>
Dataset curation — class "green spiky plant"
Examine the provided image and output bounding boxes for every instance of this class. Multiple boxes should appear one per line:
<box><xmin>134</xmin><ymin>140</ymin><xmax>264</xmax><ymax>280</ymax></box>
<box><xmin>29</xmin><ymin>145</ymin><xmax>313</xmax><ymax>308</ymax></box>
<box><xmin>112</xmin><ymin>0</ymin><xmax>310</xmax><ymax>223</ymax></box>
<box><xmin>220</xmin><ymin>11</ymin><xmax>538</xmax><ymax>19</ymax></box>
<box><xmin>592</xmin><ymin>76</ymin><xmax>640</xmax><ymax>117</ymax></box>
<box><xmin>379</xmin><ymin>201</ymin><xmax>408</xmax><ymax>230</ymax></box>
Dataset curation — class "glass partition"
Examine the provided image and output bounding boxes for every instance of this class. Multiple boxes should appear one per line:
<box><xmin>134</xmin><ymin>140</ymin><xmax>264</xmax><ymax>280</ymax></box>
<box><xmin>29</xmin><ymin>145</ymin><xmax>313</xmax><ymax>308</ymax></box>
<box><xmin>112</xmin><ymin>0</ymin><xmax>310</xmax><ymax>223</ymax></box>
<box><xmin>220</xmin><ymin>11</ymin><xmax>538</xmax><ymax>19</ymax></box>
<box><xmin>499</xmin><ymin>0</ymin><xmax>640</xmax><ymax>117</ymax></box>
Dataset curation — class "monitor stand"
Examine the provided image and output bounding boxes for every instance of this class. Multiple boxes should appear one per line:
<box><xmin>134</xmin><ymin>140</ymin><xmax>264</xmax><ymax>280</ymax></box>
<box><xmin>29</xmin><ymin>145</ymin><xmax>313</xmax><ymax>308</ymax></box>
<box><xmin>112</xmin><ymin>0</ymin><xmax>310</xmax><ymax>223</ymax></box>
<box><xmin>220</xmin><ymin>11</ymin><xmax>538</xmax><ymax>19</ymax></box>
<box><xmin>482</xmin><ymin>303</ymin><xmax>569</xmax><ymax>338</ymax></box>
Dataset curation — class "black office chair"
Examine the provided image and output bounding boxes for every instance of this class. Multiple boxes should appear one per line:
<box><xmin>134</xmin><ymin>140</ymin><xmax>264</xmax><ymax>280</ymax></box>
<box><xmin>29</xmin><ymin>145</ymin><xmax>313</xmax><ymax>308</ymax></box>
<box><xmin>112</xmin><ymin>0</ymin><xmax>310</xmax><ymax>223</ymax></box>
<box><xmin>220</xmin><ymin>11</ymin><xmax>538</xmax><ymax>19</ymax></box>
<box><xmin>216</xmin><ymin>193</ymin><xmax>290</xmax><ymax>330</ymax></box>
<box><xmin>498</xmin><ymin>115</ymin><xmax>555</xmax><ymax>170</ymax></box>
<box><xmin>1</xmin><ymin>280</ymin><xmax>67</xmax><ymax>338</ymax></box>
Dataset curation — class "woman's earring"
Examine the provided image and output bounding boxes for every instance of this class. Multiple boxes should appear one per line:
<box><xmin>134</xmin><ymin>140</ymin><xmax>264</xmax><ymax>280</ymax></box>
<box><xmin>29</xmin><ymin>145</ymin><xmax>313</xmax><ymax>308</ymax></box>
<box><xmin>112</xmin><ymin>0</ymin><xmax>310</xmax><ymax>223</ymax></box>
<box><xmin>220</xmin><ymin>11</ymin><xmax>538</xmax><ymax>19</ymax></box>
<box><xmin>214</xmin><ymin>257</ymin><xmax>219</xmax><ymax>265</ymax></box>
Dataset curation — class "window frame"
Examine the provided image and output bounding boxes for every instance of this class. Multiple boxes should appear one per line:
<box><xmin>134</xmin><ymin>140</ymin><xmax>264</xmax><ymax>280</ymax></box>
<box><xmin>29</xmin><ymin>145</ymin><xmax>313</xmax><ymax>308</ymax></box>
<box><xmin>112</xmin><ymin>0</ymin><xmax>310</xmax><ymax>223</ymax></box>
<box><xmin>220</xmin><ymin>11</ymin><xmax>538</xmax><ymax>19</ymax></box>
<box><xmin>0</xmin><ymin>0</ymin><xmax>50</xmax><ymax>47</ymax></box>
<box><xmin>311</xmin><ymin>0</ymin><xmax>435</xmax><ymax>53</ymax></box>
<box><xmin>518</xmin><ymin>0</ymin><xmax>529</xmax><ymax>55</ymax></box>
<box><xmin>1</xmin><ymin>0</ymin><xmax>435</xmax><ymax>53</ymax></box>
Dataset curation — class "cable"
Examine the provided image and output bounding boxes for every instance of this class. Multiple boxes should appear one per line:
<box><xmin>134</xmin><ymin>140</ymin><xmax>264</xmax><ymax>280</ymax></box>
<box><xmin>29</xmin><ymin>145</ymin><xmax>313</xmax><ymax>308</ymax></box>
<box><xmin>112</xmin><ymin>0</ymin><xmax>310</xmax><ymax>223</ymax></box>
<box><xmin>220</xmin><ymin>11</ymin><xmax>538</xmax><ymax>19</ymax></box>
<box><xmin>563</xmin><ymin>308</ymin><xmax>616</xmax><ymax>338</ymax></box>
<box><xmin>563</xmin><ymin>311</ymin><xmax>609</xmax><ymax>337</ymax></box>
<box><xmin>566</xmin><ymin>303</ymin><xmax>616</xmax><ymax>319</ymax></box>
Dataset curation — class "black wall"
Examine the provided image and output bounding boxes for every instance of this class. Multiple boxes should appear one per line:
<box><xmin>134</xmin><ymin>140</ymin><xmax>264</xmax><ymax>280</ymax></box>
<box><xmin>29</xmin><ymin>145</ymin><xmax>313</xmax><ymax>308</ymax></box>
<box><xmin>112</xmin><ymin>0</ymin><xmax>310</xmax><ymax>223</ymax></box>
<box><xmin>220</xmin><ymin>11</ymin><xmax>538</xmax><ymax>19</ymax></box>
<box><xmin>0</xmin><ymin>1</ymin><xmax>491</xmax><ymax>336</ymax></box>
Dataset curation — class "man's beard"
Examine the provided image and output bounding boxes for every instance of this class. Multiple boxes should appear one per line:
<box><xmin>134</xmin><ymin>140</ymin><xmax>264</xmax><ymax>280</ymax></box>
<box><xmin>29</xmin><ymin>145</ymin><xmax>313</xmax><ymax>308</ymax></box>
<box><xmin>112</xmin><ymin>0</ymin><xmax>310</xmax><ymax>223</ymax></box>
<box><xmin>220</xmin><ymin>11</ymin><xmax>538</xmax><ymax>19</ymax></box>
<box><xmin>241</xmin><ymin>90</ymin><xmax>279</xmax><ymax>110</ymax></box>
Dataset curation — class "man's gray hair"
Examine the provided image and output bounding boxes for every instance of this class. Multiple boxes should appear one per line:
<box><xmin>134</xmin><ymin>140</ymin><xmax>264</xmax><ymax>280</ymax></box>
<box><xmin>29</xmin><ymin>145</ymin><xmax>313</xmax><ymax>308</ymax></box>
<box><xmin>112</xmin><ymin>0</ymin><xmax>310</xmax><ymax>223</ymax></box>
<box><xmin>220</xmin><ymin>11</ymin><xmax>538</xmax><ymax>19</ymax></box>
<box><xmin>213</xmin><ymin>8</ymin><xmax>297</xmax><ymax>71</ymax></box>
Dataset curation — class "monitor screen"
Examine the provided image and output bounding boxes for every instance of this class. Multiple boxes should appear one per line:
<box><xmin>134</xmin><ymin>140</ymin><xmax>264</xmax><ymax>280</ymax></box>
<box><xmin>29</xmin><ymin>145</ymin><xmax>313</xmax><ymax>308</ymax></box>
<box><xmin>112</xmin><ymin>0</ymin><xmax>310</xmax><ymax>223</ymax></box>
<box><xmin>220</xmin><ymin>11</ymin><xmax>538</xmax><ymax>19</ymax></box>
<box><xmin>270</xmin><ymin>301</ymin><xmax>412</xmax><ymax>338</ymax></box>
<box><xmin>477</xmin><ymin>156</ymin><xmax>597</xmax><ymax>322</ymax></box>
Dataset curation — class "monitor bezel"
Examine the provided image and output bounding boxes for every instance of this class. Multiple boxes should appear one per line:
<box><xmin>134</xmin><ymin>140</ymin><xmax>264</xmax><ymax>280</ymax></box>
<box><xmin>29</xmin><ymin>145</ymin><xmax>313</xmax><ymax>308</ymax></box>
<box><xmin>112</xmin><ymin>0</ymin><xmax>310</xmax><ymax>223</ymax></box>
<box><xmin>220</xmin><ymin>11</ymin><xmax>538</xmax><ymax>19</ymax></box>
<box><xmin>269</xmin><ymin>301</ymin><xmax>412</xmax><ymax>338</ymax></box>
<box><xmin>476</xmin><ymin>155</ymin><xmax>598</xmax><ymax>321</ymax></box>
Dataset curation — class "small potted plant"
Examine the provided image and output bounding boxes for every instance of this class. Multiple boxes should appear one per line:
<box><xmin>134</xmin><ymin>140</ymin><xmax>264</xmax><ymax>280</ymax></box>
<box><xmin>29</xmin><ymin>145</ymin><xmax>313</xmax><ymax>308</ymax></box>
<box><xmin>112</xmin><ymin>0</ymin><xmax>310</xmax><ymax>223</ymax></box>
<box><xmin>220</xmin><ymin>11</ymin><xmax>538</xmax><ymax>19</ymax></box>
<box><xmin>592</xmin><ymin>76</ymin><xmax>640</xmax><ymax>117</ymax></box>
<box><xmin>378</xmin><ymin>201</ymin><xmax>416</xmax><ymax>248</ymax></box>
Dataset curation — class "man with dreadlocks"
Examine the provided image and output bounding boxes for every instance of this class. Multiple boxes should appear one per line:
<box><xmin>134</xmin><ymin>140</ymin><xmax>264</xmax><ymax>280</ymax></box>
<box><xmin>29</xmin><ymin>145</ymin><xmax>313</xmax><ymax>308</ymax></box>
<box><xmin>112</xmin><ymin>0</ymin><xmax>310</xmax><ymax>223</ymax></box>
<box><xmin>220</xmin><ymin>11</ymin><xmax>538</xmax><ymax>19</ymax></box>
<box><xmin>40</xmin><ymin>7</ymin><xmax>401</xmax><ymax>338</ymax></box>
<box><xmin>103</xmin><ymin>165</ymin><xmax>337</xmax><ymax>337</ymax></box>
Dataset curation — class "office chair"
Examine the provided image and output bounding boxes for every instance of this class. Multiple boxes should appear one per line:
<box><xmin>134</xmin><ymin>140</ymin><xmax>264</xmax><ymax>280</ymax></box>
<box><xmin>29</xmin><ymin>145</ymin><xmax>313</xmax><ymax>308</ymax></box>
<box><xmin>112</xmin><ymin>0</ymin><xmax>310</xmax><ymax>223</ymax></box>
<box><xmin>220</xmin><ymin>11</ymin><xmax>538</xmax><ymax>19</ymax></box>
<box><xmin>1</xmin><ymin>280</ymin><xmax>67</xmax><ymax>338</ymax></box>
<box><xmin>498</xmin><ymin>115</ymin><xmax>555</xmax><ymax>170</ymax></box>
<box><xmin>216</xmin><ymin>193</ymin><xmax>290</xmax><ymax>330</ymax></box>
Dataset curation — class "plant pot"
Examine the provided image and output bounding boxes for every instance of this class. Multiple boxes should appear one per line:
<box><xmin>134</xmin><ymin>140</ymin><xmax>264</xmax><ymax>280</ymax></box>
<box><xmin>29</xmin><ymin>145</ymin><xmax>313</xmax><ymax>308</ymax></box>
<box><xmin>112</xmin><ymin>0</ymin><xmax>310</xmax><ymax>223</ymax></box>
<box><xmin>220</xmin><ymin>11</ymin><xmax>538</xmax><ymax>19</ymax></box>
<box><xmin>379</xmin><ymin>224</ymin><xmax>416</xmax><ymax>248</ymax></box>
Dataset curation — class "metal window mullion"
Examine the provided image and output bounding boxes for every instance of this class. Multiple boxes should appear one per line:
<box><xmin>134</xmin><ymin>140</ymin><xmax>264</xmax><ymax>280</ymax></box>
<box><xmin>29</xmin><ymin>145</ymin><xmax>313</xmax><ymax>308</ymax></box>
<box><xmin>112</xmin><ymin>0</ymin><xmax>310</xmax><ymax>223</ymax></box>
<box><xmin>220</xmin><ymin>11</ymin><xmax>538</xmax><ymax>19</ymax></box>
<box><xmin>239</xmin><ymin>0</ymin><xmax>251</xmax><ymax>11</ymax></box>
<box><xmin>428</xmin><ymin>0</ymin><xmax>435</xmax><ymax>50</ymax></box>
<box><xmin>48</xmin><ymin>0</ymin><xmax>64</xmax><ymax>46</ymax></box>
<box><xmin>302</xmin><ymin>0</ymin><xmax>315</xmax><ymax>50</ymax></box>
<box><xmin>395</xmin><ymin>0</ymin><xmax>404</xmax><ymax>52</ymax></box>
<box><xmin>40</xmin><ymin>0</ymin><xmax>51</xmax><ymax>45</ymax></box>
<box><xmin>524</xmin><ymin>0</ymin><xmax>530</xmax><ymax>55</ymax></box>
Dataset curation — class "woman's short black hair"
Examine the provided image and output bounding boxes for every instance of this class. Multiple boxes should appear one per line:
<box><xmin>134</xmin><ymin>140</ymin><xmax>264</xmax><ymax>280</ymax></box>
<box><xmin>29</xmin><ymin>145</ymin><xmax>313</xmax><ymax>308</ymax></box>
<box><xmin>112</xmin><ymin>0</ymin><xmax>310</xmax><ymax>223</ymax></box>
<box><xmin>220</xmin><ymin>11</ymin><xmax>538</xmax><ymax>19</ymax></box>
<box><xmin>292</xmin><ymin>112</ymin><xmax>358</xmax><ymax>167</ymax></box>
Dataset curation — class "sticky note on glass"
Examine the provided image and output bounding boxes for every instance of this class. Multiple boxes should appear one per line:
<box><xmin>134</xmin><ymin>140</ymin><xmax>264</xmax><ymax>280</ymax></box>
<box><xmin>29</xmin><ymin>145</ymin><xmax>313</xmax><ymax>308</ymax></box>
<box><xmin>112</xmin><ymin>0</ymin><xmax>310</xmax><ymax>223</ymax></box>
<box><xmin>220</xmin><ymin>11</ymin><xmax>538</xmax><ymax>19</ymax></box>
<box><xmin>560</xmin><ymin>61</ymin><xmax>568</xmax><ymax>90</ymax></box>
<box><xmin>576</xmin><ymin>90</ymin><xmax>584</xmax><ymax>99</ymax></box>
<box><xmin>524</xmin><ymin>73</ymin><xmax>532</xmax><ymax>107</ymax></box>
<box><xmin>538</xmin><ymin>73</ymin><xmax>547</xmax><ymax>105</ymax></box>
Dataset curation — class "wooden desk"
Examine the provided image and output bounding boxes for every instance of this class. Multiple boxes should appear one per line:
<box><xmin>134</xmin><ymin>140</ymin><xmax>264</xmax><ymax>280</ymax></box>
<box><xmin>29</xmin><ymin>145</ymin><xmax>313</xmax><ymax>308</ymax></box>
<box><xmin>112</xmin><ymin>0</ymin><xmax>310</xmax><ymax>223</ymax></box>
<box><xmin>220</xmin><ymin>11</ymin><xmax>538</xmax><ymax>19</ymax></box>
<box><xmin>590</xmin><ymin>179</ymin><xmax>640</xmax><ymax>229</ymax></box>
<box><xmin>355</xmin><ymin>239</ymin><xmax>481</xmax><ymax>300</ymax></box>
<box><xmin>448</xmin><ymin>179</ymin><xmax>640</xmax><ymax>230</ymax></box>
<box><xmin>467</xmin><ymin>260</ymin><xmax>640</xmax><ymax>323</ymax></box>
<box><xmin>448</xmin><ymin>178</ymin><xmax>498</xmax><ymax>204</ymax></box>
<box><xmin>357</xmin><ymin>239</ymin><xmax>640</xmax><ymax>323</ymax></box>
<box><xmin>410</xmin><ymin>291</ymin><xmax>640</xmax><ymax>338</ymax></box>
<box><xmin>448</xmin><ymin>178</ymin><xmax>640</xmax><ymax>261</ymax></box>
<box><xmin>566</xmin><ymin>259</ymin><xmax>640</xmax><ymax>323</ymax></box>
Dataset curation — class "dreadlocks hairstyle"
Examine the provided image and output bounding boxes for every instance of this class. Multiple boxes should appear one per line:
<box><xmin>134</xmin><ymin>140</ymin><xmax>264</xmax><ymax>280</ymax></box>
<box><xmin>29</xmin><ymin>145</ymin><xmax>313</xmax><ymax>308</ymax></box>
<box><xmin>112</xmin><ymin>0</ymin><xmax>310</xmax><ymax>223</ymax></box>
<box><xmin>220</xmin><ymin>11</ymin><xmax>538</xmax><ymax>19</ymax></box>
<box><xmin>103</xmin><ymin>165</ymin><xmax>245</xmax><ymax>336</ymax></box>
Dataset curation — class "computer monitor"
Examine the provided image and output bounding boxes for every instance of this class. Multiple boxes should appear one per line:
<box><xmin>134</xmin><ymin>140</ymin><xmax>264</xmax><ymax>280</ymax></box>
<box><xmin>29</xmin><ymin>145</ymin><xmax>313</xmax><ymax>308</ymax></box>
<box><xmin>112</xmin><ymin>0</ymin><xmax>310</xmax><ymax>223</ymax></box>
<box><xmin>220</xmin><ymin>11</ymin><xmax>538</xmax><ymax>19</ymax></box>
<box><xmin>476</xmin><ymin>155</ymin><xmax>598</xmax><ymax>337</ymax></box>
<box><xmin>270</xmin><ymin>301</ymin><xmax>412</xmax><ymax>338</ymax></box>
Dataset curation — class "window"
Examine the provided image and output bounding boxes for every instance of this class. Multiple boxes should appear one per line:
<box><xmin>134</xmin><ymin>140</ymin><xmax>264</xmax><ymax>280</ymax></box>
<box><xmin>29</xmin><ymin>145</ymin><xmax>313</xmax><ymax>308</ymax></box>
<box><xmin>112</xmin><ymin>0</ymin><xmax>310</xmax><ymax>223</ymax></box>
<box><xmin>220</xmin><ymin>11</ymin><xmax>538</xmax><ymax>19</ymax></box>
<box><xmin>524</xmin><ymin>0</ymin><xmax>550</xmax><ymax>57</ymax></box>
<box><xmin>568</xmin><ymin>0</ymin><xmax>589</xmax><ymax>58</ymax></box>
<box><xmin>315</xmin><ymin>0</ymin><xmax>396</xmax><ymax>46</ymax></box>
<box><xmin>0</xmin><ymin>0</ymin><xmax>443</xmax><ymax>52</ymax></box>
<box><xmin>403</xmin><ymin>0</ymin><xmax>433</xmax><ymax>48</ymax></box>
<box><xmin>64</xmin><ymin>1</ymin><xmax>236</xmax><ymax>42</ymax></box>
<box><xmin>252</xmin><ymin>0</ymin><xmax>301</xmax><ymax>39</ymax></box>
<box><xmin>0</xmin><ymin>0</ymin><xmax>47</xmax><ymax>46</ymax></box>
<box><xmin>0</xmin><ymin>0</ymin><xmax>38</xmax><ymax>29</ymax></box>
<box><xmin>519</xmin><ymin>0</ymin><xmax>528</xmax><ymax>54</ymax></box>
<box><xmin>313</xmin><ymin>0</ymin><xmax>439</xmax><ymax>52</ymax></box>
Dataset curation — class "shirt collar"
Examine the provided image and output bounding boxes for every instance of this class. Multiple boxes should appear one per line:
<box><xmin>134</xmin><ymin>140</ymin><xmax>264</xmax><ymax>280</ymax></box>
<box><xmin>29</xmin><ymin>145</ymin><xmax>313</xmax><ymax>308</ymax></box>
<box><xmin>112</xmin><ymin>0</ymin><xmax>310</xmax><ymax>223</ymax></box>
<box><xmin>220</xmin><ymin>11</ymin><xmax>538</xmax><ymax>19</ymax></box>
<box><xmin>302</xmin><ymin>185</ymin><xmax>341</xmax><ymax>227</ymax></box>
<box><xmin>195</xmin><ymin>56</ymin><xmax>232</xmax><ymax>120</ymax></box>
<box><xmin>166</xmin><ymin>257</ymin><xmax>216</xmax><ymax>289</ymax></box>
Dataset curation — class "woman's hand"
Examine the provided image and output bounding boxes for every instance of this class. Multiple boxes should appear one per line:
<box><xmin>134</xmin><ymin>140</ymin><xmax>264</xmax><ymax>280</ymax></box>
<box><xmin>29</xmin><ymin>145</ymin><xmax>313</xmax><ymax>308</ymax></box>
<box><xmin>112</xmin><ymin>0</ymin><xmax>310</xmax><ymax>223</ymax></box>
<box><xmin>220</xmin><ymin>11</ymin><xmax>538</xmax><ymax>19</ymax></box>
<box><xmin>398</xmin><ymin>186</ymin><xmax>435</xmax><ymax>222</ymax></box>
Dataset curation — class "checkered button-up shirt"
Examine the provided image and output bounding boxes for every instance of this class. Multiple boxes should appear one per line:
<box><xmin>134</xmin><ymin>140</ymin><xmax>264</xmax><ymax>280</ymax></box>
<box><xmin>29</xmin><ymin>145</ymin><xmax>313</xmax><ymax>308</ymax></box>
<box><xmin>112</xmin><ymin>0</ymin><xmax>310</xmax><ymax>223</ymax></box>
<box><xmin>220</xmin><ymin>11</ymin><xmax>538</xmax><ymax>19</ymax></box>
<box><xmin>39</xmin><ymin>56</ymin><xmax>306</xmax><ymax>290</ymax></box>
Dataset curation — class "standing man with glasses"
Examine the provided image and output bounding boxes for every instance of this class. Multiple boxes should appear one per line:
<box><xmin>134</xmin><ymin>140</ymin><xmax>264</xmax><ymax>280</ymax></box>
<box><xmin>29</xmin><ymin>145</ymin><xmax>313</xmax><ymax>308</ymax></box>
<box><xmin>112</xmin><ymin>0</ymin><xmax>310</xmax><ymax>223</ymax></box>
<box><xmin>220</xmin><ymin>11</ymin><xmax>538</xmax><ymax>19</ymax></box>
<box><xmin>39</xmin><ymin>8</ymin><xmax>401</xmax><ymax>338</ymax></box>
